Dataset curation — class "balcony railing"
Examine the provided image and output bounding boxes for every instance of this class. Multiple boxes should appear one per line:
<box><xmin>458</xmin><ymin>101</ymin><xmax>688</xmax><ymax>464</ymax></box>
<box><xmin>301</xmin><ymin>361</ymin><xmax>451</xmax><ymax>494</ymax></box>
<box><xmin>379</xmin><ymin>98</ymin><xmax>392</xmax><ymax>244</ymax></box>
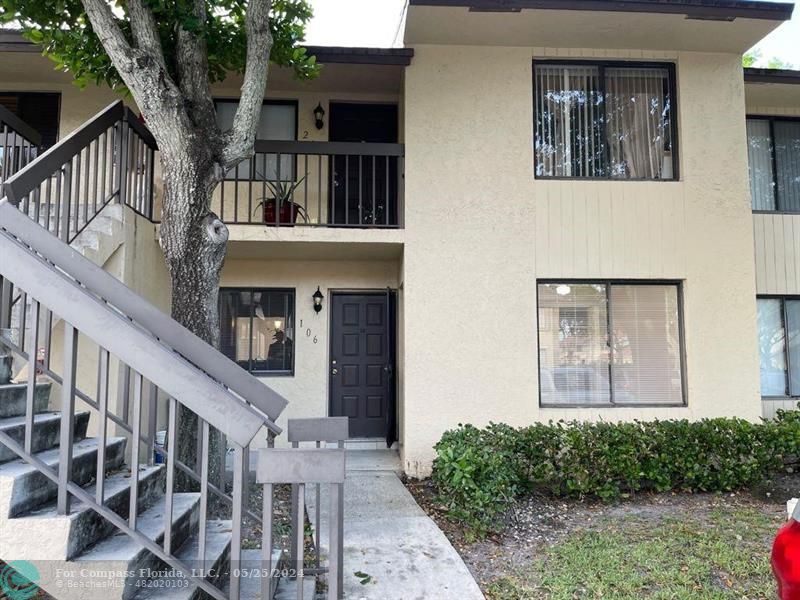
<box><xmin>0</xmin><ymin>103</ymin><xmax>42</xmax><ymax>186</ymax></box>
<box><xmin>212</xmin><ymin>140</ymin><xmax>404</xmax><ymax>228</ymax></box>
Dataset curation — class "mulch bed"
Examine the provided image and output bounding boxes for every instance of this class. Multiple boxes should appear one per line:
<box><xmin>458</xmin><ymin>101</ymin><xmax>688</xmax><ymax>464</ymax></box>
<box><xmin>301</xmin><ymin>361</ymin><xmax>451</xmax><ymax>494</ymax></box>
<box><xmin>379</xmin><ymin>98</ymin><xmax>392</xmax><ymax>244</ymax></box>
<box><xmin>403</xmin><ymin>472</ymin><xmax>800</xmax><ymax>595</ymax></box>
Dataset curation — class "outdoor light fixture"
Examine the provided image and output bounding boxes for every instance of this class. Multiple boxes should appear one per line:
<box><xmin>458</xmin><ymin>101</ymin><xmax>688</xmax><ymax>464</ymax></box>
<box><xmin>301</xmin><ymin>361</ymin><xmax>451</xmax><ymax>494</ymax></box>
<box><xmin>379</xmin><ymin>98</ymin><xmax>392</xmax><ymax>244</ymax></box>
<box><xmin>313</xmin><ymin>286</ymin><xmax>324</xmax><ymax>313</ymax></box>
<box><xmin>313</xmin><ymin>103</ymin><xmax>325</xmax><ymax>130</ymax></box>
<box><xmin>273</xmin><ymin>320</ymin><xmax>283</xmax><ymax>331</ymax></box>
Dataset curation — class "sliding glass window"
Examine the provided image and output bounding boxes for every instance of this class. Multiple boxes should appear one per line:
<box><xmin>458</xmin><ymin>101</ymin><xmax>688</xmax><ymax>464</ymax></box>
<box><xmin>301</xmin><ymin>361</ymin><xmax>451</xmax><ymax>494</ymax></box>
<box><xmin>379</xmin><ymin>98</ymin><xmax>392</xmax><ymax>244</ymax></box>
<box><xmin>219</xmin><ymin>288</ymin><xmax>295</xmax><ymax>375</ymax></box>
<box><xmin>757</xmin><ymin>297</ymin><xmax>800</xmax><ymax>397</ymax></box>
<box><xmin>747</xmin><ymin>117</ymin><xmax>800</xmax><ymax>212</ymax></box>
<box><xmin>538</xmin><ymin>282</ymin><xmax>685</xmax><ymax>406</ymax></box>
<box><xmin>534</xmin><ymin>61</ymin><xmax>677</xmax><ymax>180</ymax></box>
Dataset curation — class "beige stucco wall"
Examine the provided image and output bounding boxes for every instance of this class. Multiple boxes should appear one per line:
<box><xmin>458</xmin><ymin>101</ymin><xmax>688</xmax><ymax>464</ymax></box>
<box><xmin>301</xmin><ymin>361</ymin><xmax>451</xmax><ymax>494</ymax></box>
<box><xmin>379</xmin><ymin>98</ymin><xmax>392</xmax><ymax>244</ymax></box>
<box><xmin>401</xmin><ymin>45</ymin><xmax>762</xmax><ymax>476</ymax></box>
<box><xmin>220</xmin><ymin>257</ymin><xmax>401</xmax><ymax>446</ymax></box>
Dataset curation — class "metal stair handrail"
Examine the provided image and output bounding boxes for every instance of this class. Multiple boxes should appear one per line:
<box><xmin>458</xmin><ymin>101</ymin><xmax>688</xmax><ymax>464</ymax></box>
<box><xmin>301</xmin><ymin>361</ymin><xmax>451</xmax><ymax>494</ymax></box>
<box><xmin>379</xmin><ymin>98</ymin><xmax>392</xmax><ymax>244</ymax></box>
<box><xmin>0</xmin><ymin>204</ymin><xmax>267</xmax><ymax>446</ymax></box>
<box><xmin>0</xmin><ymin>101</ymin><xmax>288</xmax><ymax>423</ymax></box>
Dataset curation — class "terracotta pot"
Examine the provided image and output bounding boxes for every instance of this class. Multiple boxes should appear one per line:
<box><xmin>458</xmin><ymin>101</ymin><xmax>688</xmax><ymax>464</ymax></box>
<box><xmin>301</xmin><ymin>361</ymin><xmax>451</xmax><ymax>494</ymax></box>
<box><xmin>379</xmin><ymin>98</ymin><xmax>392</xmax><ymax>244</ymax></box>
<box><xmin>262</xmin><ymin>199</ymin><xmax>300</xmax><ymax>225</ymax></box>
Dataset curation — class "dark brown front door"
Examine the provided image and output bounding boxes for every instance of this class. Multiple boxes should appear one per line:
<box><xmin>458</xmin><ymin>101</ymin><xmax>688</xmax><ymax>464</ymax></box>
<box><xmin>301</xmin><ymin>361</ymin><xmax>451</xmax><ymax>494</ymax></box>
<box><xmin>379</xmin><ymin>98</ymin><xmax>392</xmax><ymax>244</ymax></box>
<box><xmin>329</xmin><ymin>293</ymin><xmax>391</xmax><ymax>438</ymax></box>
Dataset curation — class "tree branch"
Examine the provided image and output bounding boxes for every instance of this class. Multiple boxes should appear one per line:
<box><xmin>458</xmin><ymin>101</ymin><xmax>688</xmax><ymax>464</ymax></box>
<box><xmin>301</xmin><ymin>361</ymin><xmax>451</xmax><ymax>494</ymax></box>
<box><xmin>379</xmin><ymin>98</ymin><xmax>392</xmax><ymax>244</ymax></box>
<box><xmin>80</xmin><ymin>0</ymin><xmax>135</xmax><ymax>74</ymax></box>
<box><xmin>221</xmin><ymin>0</ymin><xmax>273</xmax><ymax>169</ymax></box>
<box><xmin>127</xmin><ymin>0</ymin><xmax>166</xmax><ymax>67</ymax></box>
<box><xmin>176</xmin><ymin>0</ymin><xmax>218</xmax><ymax>134</ymax></box>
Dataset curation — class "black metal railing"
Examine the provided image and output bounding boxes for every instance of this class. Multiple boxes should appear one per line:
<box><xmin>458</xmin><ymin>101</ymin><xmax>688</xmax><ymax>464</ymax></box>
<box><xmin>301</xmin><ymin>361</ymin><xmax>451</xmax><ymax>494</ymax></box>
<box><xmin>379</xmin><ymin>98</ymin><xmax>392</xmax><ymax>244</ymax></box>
<box><xmin>0</xmin><ymin>104</ymin><xmax>42</xmax><ymax>186</ymax></box>
<box><xmin>214</xmin><ymin>140</ymin><xmax>404</xmax><ymax>228</ymax></box>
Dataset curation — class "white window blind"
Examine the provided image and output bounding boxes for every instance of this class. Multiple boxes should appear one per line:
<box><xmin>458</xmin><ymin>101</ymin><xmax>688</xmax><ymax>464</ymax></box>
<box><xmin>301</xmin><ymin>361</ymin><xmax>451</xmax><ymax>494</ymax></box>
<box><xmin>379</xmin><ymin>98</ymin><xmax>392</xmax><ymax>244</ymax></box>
<box><xmin>609</xmin><ymin>285</ymin><xmax>683</xmax><ymax>405</ymax></box>
<box><xmin>538</xmin><ymin>282</ymin><xmax>685</xmax><ymax>406</ymax></box>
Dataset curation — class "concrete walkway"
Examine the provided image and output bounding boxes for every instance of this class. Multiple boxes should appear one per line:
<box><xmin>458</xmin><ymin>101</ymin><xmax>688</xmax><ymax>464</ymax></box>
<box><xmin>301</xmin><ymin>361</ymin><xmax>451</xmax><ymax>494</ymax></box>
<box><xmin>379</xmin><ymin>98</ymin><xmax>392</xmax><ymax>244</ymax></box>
<box><xmin>307</xmin><ymin>450</ymin><xmax>484</xmax><ymax>600</ymax></box>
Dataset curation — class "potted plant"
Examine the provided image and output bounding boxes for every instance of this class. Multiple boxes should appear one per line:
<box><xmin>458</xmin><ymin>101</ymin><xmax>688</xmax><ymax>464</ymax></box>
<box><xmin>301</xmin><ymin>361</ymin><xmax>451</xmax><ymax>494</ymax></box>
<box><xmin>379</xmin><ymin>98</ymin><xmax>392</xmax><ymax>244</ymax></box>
<box><xmin>254</xmin><ymin>177</ymin><xmax>308</xmax><ymax>225</ymax></box>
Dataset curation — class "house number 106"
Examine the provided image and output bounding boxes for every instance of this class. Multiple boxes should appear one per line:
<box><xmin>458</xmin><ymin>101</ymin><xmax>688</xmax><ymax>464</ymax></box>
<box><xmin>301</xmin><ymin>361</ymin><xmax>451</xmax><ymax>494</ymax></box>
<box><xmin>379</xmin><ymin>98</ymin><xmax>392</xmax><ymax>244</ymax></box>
<box><xmin>299</xmin><ymin>320</ymin><xmax>318</xmax><ymax>344</ymax></box>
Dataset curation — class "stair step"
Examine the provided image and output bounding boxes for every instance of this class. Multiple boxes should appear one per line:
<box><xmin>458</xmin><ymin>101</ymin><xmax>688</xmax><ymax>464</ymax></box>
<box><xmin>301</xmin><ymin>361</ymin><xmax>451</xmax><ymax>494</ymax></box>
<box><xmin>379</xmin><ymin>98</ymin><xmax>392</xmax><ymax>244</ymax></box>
<box><xmin>0</xmin><ymin>382</ymin><xmax>51</xmax><ymax>418</ymax></box>
<box><xmin>0</xmin><ymin>436</ymin><xmax>126</xmax><ymax>517</ymax></box>
<box><xmin>227</xmin><ymin>548</ymin><xmax>288</xmax><ymax>600</ymax></box>
<box><xmin>131</xmin><ymin>520</ymin><xmax>234</xmax><ymax>600</ymax></box>
<box><xmin>274</xmin><ymin>577</ymin><xmax>317</xmax><ymax>600</ymax></box>
<box><xmin>74</xmin><ymin>493</ymin><xmax>200</xmax><ymax>600</ymax></box>
<box><xmin>22</xmin><ymin>464</ymin><xmax>165</xmax><ymax>559</ymax></box>
<box><xmin>0</xmin><ymin>411</ymin><xmax>91</xmax><ymax>464</ymax></box>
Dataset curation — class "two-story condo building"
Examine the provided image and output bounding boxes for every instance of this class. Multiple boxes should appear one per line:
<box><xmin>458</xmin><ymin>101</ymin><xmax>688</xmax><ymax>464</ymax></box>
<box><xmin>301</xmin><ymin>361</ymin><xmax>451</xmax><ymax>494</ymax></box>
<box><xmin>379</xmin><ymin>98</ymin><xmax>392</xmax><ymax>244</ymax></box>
<box><xmin>0</xmin><ymin>0</ymin><xmax>798</xmax><ymax>477</ymax></box>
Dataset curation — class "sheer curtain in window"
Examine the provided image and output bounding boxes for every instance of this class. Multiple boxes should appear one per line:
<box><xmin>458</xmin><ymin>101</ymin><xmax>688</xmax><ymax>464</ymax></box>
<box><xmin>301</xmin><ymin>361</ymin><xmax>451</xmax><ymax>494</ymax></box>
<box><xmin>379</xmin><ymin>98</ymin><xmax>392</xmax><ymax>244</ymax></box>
<box><xmin>757</xmin><ymin>299</ymin><xmax>788</xmax><ymax>396</ymax></box>
<box><xmin>787</xmin><ymin>300</ymin><xmax>800</xmax><ymax>396</ymax></box>
<box><xmin>534</xmin><ymin>66</ymin><xmax>603</xmax><ymax>178</ymax></box>
<box><xmin>775</xmin><ymin>121</ymin><xmax>800</xmax><ymax>212</ymax></box>
<box><xmin>746</xmin><ymin>119</ymin><xmax>777</xmax><ymax>210</ymax></box>
<box><xmin>605</xmin><ymin>68</ymin><xmax>671</xmax><ymax>180</ymax></box>
<box><xmin>609</xmin><ymin>285</ymin><xmax>683</xmax><ymax>404</ymax></box>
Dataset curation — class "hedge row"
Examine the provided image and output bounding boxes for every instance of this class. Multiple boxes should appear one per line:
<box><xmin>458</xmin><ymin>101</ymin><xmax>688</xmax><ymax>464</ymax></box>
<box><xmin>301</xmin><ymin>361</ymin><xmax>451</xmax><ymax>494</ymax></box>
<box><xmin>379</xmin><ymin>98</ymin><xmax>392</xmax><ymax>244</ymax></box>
<box><xmin>431</xmin><ymin>410</ymin><xmax>800</xmax><ymax>537</ymax></box>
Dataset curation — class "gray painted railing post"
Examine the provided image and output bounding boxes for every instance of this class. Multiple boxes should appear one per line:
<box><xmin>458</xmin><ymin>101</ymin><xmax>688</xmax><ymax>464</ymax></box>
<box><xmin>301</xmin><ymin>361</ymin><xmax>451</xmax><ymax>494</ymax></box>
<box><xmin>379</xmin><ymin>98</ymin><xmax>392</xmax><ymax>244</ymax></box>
<box><xmin>257</xmin><ymin>448</ymin><xmax>346</xmax><ymax>600</ymax></box>
<box><xmin>287</xmin><ymin>417</ymin><xmax>349</xmax><ymax>598</ymax></box>
<box><xmin>57</xmin><ymin>323</ymin><xmax>78</xmax><ymax>515</ymax></box>
<box><xmin>60</xmin><ymin>161</ymin><xmax>72</xmax><ymax>242</ymax></box>
<box><xmin>117</xmin><ymin>121</ymin><xmax>129</xmax><ymax>207</ymax></box>
<box><xmin>230</xmin><ymin>444</ymin><xmax>245</xmax><ymax>600</ymax></box>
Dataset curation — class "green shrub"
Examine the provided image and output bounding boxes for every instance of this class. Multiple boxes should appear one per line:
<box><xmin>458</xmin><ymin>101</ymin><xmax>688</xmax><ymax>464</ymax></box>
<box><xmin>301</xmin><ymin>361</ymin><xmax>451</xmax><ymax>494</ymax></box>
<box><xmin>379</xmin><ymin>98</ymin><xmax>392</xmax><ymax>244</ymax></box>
<box><xmin>431</xmin><ymin>413</ymin><xmax>800</xmax><ymax>536</ymax></box>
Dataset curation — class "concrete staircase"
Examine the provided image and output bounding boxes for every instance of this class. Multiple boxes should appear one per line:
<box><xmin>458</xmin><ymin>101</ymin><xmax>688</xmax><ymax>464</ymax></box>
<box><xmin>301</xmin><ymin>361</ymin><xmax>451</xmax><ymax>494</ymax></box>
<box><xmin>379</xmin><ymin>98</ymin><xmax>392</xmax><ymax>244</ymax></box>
<box><xmin>0</xmin><ymin>376</ymin><xmax>234</xmax><ymax>600</ymax></box>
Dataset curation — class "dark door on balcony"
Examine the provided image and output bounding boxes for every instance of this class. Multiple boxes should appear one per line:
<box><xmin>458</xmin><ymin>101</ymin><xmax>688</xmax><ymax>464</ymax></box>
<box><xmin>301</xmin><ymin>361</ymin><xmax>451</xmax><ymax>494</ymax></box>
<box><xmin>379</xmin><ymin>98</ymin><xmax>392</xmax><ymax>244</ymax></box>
<box><xmin>329</xmin><ymin>292</ymin><xmax>397</xmax><ymax>441</ymax></box>
<box><xmin>329</xmin><ymin>103</ymin><xmax>398</xmax><ymax>227</ymax></box>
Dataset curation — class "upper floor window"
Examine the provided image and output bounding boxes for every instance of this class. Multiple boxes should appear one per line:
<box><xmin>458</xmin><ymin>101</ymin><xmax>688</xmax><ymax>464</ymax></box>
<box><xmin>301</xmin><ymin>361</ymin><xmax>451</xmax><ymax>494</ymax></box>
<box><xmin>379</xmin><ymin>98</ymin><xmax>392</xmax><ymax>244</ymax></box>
<box><xmin>747</xmin><ymin>117</ymin><xmax>800</xmax><ymax>212</ymax></box>
<box><xmin>534</xmin><ymin>62</ymin><xmax>677</xmax><ymax>181</ymax></box>
<box><xmin>215</xmin><ymin>99</ymin><xmax>297</xmax><ymax>181</ymax></box>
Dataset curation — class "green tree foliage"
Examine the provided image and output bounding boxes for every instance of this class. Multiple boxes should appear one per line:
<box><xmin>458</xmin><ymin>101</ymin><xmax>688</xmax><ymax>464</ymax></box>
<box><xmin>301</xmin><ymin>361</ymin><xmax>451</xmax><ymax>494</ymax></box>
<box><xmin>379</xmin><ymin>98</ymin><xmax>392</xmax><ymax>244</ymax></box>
<box><xmin>0</xmin><ymin>0</ymin><xmax>319</xmax><ymax>92</ymax></box>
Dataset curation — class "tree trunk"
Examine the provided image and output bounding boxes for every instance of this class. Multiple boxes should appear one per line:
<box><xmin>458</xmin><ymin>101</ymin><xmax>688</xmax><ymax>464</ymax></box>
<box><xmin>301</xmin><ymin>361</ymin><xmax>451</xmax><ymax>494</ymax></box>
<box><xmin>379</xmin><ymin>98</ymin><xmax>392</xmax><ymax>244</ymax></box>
<box><xmin>158</xmin><ymin>144</ymin><xmax>228</xmax><ymax>488</ymax></box>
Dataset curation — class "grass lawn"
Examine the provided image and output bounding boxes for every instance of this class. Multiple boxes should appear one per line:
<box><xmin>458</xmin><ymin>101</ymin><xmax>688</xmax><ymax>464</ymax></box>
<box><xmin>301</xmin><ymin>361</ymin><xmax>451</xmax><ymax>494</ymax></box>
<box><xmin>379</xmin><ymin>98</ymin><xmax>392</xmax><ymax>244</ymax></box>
<box><xmin>485</xmin><ymin>506</ymin><xmax>778</xmax><ymax>600</ymax></box>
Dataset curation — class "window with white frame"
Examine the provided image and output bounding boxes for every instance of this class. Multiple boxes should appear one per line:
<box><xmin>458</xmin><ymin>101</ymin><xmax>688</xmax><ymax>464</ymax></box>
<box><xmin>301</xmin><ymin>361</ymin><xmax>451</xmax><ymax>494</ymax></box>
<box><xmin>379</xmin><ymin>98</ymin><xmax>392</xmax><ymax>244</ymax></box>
<box><xmin>215</xmin><ymin>100</ymin><xmax>297</xmax><ymax>180</ymax></box>
<box><xmin>538</xmin><ymin>282</ymin><xmax>685</xmax><ymax>406</ymax></box>
<box><xmin>757</xmin><ymin>297</ymin><xmax>800</xmax><ymax>397</ymax></box>
<box><xmin>534</xmin><ymin>62</ymin><xmax>677</xmax><ymax>180</ymax></box>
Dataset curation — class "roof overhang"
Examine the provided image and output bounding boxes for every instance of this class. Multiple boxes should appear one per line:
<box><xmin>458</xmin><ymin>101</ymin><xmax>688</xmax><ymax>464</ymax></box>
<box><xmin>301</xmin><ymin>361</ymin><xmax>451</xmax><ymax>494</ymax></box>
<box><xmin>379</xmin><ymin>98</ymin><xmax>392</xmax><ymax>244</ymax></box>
<box><xmin>745</xmin><ymin>67</ymin><xmax>800</xmax><ymax>85</ymax></box>
<box><xmin>405</xmin><ymin>0</ymin><xmax>794</xmax><ymax>53</ymax></box>
<box><xmin>744</xmin><ymin>67</ymin><xmax>800</xmax><ymax>110</ymax></box>
<box><xmin>0</xmin><ymin>31</ymin><xmax>414</xmax><ymax>66</ymax></box>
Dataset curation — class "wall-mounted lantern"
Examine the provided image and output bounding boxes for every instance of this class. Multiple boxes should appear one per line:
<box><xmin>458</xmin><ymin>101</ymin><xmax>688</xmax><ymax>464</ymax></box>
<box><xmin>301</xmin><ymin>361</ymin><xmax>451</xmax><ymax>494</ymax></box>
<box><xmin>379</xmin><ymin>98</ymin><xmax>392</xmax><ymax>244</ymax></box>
<box><xmin>313</xmin><ymin>103</ymin><xmax>325</xmax><ymax>130</ymax></box>
<box><xmin>313</xmin><ymin>286</ymin><xmax>324</xmax><ymax>313</ymax></box>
